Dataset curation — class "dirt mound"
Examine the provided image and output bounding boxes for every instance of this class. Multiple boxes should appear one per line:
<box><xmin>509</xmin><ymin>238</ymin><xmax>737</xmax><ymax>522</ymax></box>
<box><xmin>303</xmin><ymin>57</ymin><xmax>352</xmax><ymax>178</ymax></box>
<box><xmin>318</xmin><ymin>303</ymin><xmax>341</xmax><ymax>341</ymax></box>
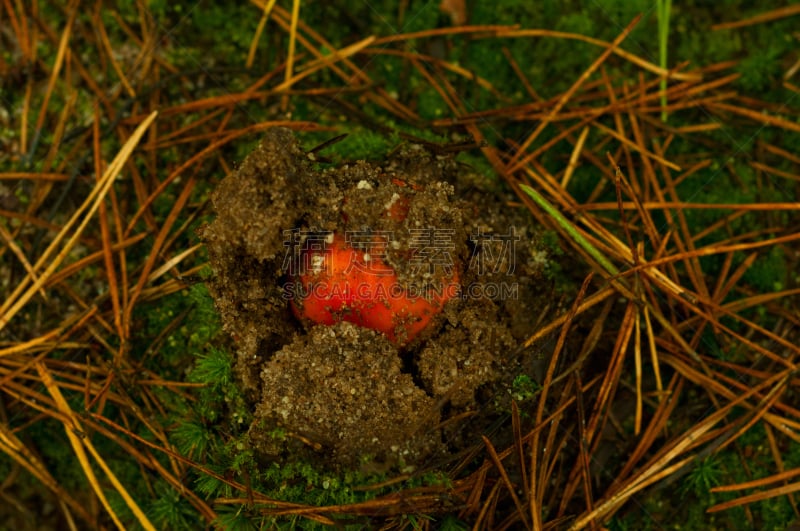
<box><xmin>202</xmin><ymin>127</ymin><xmax>550</xmax><ymax>469</ymax></box>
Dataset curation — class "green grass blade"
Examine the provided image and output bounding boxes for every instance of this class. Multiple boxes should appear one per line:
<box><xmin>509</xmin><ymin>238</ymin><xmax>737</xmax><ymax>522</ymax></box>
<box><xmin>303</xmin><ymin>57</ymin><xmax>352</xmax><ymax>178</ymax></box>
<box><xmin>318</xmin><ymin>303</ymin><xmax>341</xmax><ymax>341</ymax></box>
<box><xmin>519</xmin><ymin>184</ymin><xmax>619</xmax><ymax>276</ymax></box>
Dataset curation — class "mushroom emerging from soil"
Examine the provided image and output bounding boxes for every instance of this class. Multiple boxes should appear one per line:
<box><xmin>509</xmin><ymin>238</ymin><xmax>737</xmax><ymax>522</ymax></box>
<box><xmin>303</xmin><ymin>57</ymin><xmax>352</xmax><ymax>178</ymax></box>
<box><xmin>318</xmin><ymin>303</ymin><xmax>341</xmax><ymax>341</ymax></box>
<box><xmin>288</xmin><ymin>206</ymin><xmax>460</xmax><ymax>345</ymax></box>
<box><xmin>201</xmin><ymin>127</ymin><xmax>549</xmax><ymax>469</ymax></box>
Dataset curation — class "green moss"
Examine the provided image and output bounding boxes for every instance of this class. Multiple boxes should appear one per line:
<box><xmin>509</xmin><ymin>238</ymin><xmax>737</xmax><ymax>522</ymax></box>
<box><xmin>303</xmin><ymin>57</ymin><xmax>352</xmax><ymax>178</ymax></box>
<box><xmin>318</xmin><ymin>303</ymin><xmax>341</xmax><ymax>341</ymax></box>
<box><xmin>188</xmin><ymin>346</ymin><xmax>248</xmax><ymax>425</ymax></box>
<box><xmin>213</xmin><ymin>505</ymin><xmax>260</xmax><ymax>531</ymax></box>
<box><xmin>145</xmin><ymin>480</ymin><xmax>198</xmax><ymax>530</ymax></box>
<box><xmin>680</xmin><ymin>456</ymin><xmax>723</xmax><ymax>498</ymax></box>
<box><xmin>416</xmin><ymin>86</ymin><xmax>449</xmax><ymax>120</ymax></box>
<box><xmin>320</xmin><ymin>127</ymin><xmax>399</xmax><ymax>161</ymax></box>
<box><xmin>171</xmin><ymin>420</ymin><xmax>214</xmax><ymax>459</ymax></box>
<box><xmin>511</xmin><ymin>373</ymin><xmax>540</xmax><ymax>402</ymax></box>
<box><xmin>743</xmin><ymin>246</ymin><xmax>786</xmax><ymax>293</ymax></box>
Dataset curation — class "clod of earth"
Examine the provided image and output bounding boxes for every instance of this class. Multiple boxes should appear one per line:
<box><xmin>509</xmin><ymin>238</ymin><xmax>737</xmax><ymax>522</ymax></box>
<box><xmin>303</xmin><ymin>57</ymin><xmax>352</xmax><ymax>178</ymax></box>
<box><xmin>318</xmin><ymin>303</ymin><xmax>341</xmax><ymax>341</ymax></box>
<box><xmin>201</xmin><ymin>127</ymin><xmax>551</xmax><ymax>469</ymax></box>
<box><xmin>248</xmin><ymin>322</ymin><xmax>441</xmax><ymax>469</ymax></box>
